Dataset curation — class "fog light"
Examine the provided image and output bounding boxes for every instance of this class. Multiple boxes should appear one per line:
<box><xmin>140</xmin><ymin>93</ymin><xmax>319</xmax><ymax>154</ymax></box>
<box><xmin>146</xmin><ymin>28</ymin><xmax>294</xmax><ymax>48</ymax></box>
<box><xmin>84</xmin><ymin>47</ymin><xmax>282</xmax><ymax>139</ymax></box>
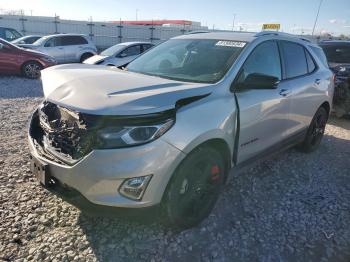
<box><xmin>119</xmin><ymin>175</ymin><xmax>152</xmax><ymax>200</ymax></box>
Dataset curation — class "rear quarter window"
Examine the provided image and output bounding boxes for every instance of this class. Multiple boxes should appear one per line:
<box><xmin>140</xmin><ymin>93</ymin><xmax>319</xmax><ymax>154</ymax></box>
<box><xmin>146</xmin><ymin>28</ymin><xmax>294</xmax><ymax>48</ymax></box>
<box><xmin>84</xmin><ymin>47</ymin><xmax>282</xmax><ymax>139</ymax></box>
<box><xmin>305</xmin><ymin>50</ymin><xmax>317</xmax><ymax>73</ymax></box>
<box><xmin>62</xmin><ymin>36</ymin><xmax>88</xmax><ymax>46</ymax></box>
<box><xmin>311</xmin><ymin>46</ymin><xmax>328</xmax><ymax>67</ymax></box>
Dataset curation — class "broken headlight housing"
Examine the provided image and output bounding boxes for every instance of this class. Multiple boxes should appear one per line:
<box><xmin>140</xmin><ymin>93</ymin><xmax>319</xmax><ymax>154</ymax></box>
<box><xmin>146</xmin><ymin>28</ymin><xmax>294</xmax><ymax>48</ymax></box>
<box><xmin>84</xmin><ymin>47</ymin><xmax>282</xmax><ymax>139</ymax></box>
<box><xmin>96</xmin><ymin>118</ymin><xmax>174</xmax><ymax>149</ymax></box>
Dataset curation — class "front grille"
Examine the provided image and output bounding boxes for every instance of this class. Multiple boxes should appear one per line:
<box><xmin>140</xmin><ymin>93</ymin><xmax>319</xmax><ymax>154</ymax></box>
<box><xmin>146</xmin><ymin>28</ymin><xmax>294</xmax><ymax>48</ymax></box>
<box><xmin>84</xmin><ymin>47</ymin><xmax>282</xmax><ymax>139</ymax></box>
<box><xmin>31</xmin><ymin>101</ymin><xmax>95</xmax><ymax>165</ymax></box>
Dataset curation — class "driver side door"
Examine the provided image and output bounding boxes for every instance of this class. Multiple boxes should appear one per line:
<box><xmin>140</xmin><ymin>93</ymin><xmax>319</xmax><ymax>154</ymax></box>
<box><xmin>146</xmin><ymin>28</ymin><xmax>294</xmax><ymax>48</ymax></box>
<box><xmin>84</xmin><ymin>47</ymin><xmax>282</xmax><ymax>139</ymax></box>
<box><xmin>234</xmin><ymin>40</ymin><xmax>293</xmax><ymax>164</ymax></box>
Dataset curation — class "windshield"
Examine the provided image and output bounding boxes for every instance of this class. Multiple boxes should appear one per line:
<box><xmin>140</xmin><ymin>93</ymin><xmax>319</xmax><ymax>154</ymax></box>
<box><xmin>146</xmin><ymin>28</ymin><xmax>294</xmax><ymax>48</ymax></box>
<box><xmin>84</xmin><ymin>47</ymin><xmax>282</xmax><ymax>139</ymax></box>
<box><xmin>0</xmin><ymin>38</ymin><xmax>19</xmax><ymax>49</ymax></box>
<box><xmin>321</xmin><ymin>44</ymin><xmax>350</xmax><ymax>64</ymax></box>
<box><xmin>127</xmin><ymin>39</ymin><xmax>246</xmax><ymax>83</ymax></box>
<box><xmin>101</xmin><ymin>44</ymin><xmax>126</xmax><ymax>56</ymax></box>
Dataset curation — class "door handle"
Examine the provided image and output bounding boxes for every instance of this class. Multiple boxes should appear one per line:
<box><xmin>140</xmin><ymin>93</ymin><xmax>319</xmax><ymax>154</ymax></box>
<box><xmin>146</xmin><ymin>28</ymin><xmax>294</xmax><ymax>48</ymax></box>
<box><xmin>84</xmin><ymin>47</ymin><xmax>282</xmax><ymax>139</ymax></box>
<box><xmin>279</xmin><ymin>89</ymin><xmax>291</xmax><ymax>97</ymax></box>
<box><xmin>315</xmin><ymin>79</ymin><xmax>321</xmax><ymax>85</ymax></box>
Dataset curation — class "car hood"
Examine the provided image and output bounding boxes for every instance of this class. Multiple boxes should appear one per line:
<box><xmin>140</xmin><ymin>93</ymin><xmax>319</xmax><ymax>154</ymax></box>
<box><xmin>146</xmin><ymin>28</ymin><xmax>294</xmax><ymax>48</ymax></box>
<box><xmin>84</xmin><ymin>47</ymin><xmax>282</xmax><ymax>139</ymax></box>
<box><xmin>19</xmin><ymin>47</ymin><xmax>45</xmax><ymax>56</ymax></box>
<box><xmin>41</xmin><ymin>64</ymin><xmax>214</xmax><ymax>116</ymax></box>
<box><xmin>83</xmin><ymin>55</ymin><xmax>108</xmax><ymax>65</ymax></box>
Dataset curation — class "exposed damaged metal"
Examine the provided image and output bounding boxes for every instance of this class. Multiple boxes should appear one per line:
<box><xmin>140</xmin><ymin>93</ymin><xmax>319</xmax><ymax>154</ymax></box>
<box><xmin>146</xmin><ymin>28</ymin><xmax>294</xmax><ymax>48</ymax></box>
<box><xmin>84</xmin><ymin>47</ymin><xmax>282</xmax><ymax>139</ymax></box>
<box><xmin>29</xmin><ymin>101</ymin><xmax>177</xmax><ymax>165</ymax></box>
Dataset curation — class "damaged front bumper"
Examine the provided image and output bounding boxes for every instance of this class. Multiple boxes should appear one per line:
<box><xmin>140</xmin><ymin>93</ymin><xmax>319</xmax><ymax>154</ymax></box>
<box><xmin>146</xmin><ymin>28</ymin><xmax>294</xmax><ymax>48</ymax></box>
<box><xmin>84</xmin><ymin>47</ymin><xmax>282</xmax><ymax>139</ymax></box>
<box><xmin>28</xmin><ymin>103</ymin><xmax>186</xmax><ymax>208</ymax></box>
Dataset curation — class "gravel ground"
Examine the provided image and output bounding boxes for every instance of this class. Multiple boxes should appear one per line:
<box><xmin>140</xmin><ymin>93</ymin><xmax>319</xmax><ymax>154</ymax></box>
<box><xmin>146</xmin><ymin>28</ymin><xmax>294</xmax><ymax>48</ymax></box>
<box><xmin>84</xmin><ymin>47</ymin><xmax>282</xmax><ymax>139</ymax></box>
<box><xmin>0</xmin><ymin>76</ymin><xmax>350</xmax><ymax>261</ymax></box>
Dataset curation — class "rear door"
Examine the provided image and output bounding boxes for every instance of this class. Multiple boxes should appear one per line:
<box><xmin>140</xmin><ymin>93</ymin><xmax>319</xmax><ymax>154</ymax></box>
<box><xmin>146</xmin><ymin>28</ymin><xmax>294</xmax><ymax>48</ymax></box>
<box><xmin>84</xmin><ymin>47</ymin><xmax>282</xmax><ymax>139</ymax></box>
<box><xmin>61</xmin><ymin>35</ymin><xmax>88</xmax><ymax>63</ymax></box>
<box><xmin>234</xmin><ymin>40</ymin><xmax>293</xmax><ymax>163</ymax></box>
<box><xmin>42</xmin><ymin>36</ymin><xmax>66</xmax><ymax>63</ymax></box>
<box><xmin>278</xmin><ymin>41</ymin><xmax>323</xmax><ymax>134</ymax></box>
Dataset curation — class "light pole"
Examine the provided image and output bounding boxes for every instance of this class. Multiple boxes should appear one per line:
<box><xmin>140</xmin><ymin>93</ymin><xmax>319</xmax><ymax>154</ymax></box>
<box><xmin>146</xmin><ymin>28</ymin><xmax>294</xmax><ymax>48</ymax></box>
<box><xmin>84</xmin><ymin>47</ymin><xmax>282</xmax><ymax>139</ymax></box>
<box><xmin>136</xmin><ymin>9</ymin><xmax>138</xmax><ymax>21</ymax></box>
<box><xmin>232</xmin><ymin>14</ymin><xmax>236</xmax><ymax>31</ymax></box>
<box><xmin>312</xmin><ymin>0</ymin><xmax>324</xmax><ymax>36</ymax></box>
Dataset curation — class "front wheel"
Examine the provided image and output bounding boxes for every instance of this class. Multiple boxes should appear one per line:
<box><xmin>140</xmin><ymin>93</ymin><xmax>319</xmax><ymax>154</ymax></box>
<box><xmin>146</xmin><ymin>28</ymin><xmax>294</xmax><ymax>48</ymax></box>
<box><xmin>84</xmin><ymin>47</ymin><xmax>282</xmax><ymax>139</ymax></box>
<box><xmin>162</xmin><ymin>146</ymin><xmax>226</xmax><ymax>229</ymax></box>
<box><xmin>80</xmin><ymin>53</ymin><xmax>93</xmax><ymax>63</ymax></box>
<box><xmin>298</xmin><ymin>106</ymin><xmax>328</xmax><ymax>153</ymax></box>
<box><xmin>22</xmin><ymin>61</ymin><xmax>42</xmax><ymax>79</ymax></box>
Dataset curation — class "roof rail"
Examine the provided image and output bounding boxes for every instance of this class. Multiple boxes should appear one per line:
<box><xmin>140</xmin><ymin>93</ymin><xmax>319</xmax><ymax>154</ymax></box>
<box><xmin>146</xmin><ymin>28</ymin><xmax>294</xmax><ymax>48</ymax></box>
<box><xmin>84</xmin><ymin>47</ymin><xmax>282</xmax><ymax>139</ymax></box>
<box><xmin>186</xmin><ymin>30</ymin><xmax>210</xmax><ymax>35</ymax></box>
<box><xmin>255</xmin><ymin>31</ymin><xmax>294</xmax><ymax>38</ymax></box>
<box><xmin>255</xmin><ymin>31</ymin><xmax>312</xmax><ymax>43</ymax></box>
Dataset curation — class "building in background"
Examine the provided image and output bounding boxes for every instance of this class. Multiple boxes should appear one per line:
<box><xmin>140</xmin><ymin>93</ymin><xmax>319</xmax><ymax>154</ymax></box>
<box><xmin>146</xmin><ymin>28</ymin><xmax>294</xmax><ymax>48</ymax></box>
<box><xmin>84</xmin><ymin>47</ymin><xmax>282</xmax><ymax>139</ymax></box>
<box><xmin>114</xmin><ymin>20</ymin><xmax>207</xmax><ymax>30</ymax></box>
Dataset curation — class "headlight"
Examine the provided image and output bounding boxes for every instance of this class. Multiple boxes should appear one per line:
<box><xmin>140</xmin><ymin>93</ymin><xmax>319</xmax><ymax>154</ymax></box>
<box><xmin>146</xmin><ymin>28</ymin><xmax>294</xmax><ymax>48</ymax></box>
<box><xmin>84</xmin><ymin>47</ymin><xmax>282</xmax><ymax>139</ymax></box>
<box><xmin>96</xmin><ymin>118</ymin><xmax>174</xmax><ymax>149</ymax></box>
<box><xmin>119</xmin><ymin>175</ymin><xmax>152</xmax><ymax>200</ymax></box>
<box><xmin>42</xmin><ymin>56</ymin><xmax>56</xmax><ymax>63</ymax></box>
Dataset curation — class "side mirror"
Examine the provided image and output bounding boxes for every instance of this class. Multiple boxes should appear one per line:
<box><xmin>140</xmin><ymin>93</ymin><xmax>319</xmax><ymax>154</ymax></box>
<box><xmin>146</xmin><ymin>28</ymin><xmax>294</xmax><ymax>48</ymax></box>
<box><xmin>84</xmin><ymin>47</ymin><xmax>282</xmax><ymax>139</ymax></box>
<box><xmin>119</xmin><ymin>52</ymin><xmax>127</xmax><ymax>58</ymax></box>
<box><xmin>235</xmin><ymin>73</ymin><xmax>280</xmax><ymax>91</ymax></box>
<box><xmin>0</xmin><ymin>43</ymin><xmax>3</xmax><ymax>50</ymax></box>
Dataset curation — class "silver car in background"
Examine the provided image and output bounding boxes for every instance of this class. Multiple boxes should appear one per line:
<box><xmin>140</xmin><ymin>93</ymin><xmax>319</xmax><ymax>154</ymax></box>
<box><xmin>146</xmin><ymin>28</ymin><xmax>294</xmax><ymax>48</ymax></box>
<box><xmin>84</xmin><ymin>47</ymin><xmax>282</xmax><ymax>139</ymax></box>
<box><xmin>19</xmin><ymin>34</ymin><xmax>97</xmax><ymax>63</ymax></box>
<box><xmin>28</xmin><ymin>32</ymin><xmax>333</xmax><ymax>229</ymax></box>
<box><xmin>11</xmin><ymin>35</ymin><xmax>42</xmax><ymax>45</ymax></box>
<box><xmin>84</xmin><ymin>42</ymin><xmax>154</xmax><ymax>67</ymax></box>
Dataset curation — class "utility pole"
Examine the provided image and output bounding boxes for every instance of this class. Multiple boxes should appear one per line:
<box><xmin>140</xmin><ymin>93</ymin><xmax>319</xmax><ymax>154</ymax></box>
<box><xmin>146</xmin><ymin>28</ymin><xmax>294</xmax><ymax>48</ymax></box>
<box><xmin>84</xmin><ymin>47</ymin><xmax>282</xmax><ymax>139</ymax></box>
<box><xmin>232</xmin><ymin>14</ymin><xmax>236</xmax><ymax>31</ymax></box>
<box><xmin>312</xmin><ymin>0</ymin><xmax>323</xmax><ymax>36</ymax></box>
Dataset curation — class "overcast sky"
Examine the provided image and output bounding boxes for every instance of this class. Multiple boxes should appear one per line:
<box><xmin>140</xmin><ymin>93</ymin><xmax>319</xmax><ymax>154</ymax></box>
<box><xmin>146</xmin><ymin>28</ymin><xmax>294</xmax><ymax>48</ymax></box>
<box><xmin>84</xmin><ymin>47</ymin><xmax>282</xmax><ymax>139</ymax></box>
<box><xmin>1</xmin><ymin>0</ymin><xmax>350</xmax><ymax>35</ymax></box>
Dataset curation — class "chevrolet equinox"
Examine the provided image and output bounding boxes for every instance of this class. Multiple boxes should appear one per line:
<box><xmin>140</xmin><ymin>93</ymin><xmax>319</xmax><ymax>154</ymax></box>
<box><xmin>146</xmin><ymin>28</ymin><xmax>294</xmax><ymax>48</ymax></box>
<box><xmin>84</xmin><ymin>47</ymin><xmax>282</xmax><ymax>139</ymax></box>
<box><xmin>28</xmin><ymin>32</ymin><xmax>334</xmax><ymax>229</ymax></box>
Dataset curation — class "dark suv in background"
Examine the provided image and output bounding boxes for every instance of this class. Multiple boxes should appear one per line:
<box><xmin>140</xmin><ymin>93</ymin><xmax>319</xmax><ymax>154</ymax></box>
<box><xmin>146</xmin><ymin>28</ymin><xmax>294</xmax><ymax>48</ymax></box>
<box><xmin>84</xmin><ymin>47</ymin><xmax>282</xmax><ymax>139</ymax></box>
<box><xmin>319</xmin><ymin>41</ymin><xmax>350</xmax><ymax>117</ymax></box>
<box><xmin>0</xmin><ymin>27</ymin><xmax>22</xmax><ymax>41</ymax></box>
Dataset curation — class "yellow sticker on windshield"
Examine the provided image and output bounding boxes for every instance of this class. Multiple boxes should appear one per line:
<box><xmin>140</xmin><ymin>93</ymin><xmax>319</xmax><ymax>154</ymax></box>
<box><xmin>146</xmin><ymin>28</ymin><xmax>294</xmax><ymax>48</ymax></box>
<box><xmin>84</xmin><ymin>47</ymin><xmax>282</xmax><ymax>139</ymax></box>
<box><xmin>215</xmin><ymin>41</ymin><xmax>246</xmax><ymax>48</ymax></box>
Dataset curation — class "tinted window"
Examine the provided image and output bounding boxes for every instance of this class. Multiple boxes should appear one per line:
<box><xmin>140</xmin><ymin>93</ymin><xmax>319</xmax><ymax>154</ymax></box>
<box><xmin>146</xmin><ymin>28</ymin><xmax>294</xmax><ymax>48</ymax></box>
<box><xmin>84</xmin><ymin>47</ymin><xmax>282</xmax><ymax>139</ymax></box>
<box><xmin>305</xmin><ymin>50</ymin><xmax>316</xmax><ymax>73</ymax></box>
<box><xmin>26</xmin><ymin>36</ymin><xmax>41</xmax><ymax>44</ymax></box>
<box><xmin>320</xmin><ymin>44</ymin><xmax>350</xmax><ymax>64</ymax></box>
<box><xmin>44</xmin><ymin>38</ymin><xmax>57</xmax><ymax>47</ymax></box>
<box><xmin>237</xmin><ymin>40</ymin><xmax>281</xmax><ymax>84</ymax></box>
<box><xmin>5</xmin><ymin>29</ymin><xmax>18</xmax><ymax>41</ymax></box>
<box><xmin>142</xmin><ymin>44</ymin><xmax>153</xmax><ymax>52</ymax></box>
<box><xmin>281</xmin><ymin>41</ymin><xmax>308</xmax><ymax>78</ymax></box>
<box><xmin>62</xmin><ymin>36</ymin><xmax>88</xmax><ymax>46</ymax></box>
<box><xmin>122</xmin><ymin>45</ymin><xmax>141</xmax><ymax>57</ymax></box>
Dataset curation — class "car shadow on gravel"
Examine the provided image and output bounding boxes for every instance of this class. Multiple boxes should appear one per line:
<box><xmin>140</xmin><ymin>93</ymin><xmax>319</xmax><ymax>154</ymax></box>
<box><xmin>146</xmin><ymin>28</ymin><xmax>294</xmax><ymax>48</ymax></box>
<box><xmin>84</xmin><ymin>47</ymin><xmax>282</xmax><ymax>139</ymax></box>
<box><xmin>328</xmin><ymin>115</ymin><xmax>350</xmax><ymax>130</ymax></box>
<box><xmin>45</xmin><ymin>130</ymin><xmax>350</xmax><ymax>261</ymax></box>
<box><xmin>0</xmin><ymin>76</ymin><xmax>43</xmax><ymax>99</ymax></box>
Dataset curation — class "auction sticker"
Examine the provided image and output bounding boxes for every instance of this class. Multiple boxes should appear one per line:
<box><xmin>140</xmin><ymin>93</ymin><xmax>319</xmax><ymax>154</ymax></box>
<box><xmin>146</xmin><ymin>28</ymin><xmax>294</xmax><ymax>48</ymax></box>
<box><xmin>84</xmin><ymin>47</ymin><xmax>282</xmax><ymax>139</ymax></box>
<box><xmin>215</xmin><ymin>41</ymin><xmax>246</xmax><ymax>47</ymax></box>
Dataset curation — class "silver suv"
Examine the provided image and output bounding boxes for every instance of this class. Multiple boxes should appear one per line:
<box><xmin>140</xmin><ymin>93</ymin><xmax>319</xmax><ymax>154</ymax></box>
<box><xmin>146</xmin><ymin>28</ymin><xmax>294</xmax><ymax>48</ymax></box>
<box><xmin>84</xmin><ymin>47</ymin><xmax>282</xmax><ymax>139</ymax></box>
<box><xmin>84</xmin><ymin>42</ymin><xmax>154</xmax><ymax>67</ymax></box>
<box><xmin>28</xmin><ymin>32</ymin><xmax>334</xmax><ymax>229</ymax></box>
<box><xmin>20</xmin><ymin>34</ymin><xmax>97</xmax><ymax>63</ymax></box>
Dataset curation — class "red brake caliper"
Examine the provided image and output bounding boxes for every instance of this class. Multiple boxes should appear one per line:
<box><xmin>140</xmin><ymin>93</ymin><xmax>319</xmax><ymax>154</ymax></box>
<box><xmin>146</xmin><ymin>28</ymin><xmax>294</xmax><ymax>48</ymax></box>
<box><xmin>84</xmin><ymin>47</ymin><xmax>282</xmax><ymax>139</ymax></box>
<box><xmin>210</xmin><ymin>165</ymin><xmax>220</xmax><ymax>182</ymax></box>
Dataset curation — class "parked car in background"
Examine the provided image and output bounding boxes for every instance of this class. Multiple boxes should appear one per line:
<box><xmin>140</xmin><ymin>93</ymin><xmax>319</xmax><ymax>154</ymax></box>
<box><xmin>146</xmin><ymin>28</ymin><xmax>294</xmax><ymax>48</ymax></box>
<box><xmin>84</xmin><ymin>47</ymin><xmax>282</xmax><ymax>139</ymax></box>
<box><xmin>28</xmin><ymin>32</ymin><xmax>333</xmax><ymax>229</ymax></box>
<box><xmin>12</xmin><ymin>35</ymin><xmax>42</xmax><ymax>45</ymax></box>
<box><xmin>0</xmin><ymin>38</ymin><xmax>56</xmax><ymax>79</ymax></box>
<box><xmin>319</xmin><ymin>40</ymin><xmax>350</xmax><ymax>117</ymax></box>
<box><xmin>18</xmin><ymin>34</ymin><xmax>97</xmax><ymax>64</ymax></box>
<box><xmin>84</xmin><ymin>42</ymin><xmax>154</xmax><ymax>67</ymax></box>
<box><xmin>0</xmin><ymin>27</ymin><xmax>22</xmax><ymax>42</ymax></box>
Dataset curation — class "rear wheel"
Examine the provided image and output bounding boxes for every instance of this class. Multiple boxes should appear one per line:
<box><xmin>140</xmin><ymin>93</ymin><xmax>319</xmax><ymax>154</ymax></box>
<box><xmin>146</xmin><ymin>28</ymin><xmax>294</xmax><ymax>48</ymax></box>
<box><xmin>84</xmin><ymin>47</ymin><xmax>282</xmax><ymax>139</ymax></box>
<box><xmin>80</xmin><ymin>53</ymin><xmax>93</xmax><ymax>63</ymax></box>
<box><xmin>162</xmin><ymin>146</ymin><xmax>226</xmax><ymax>229</ymax></box>
<box><xmin>22</xmin><ymin>61</ymin><xmax>42</xmax><ymax>79</ymax></box>
<box><xmin>298</xmin><ymin>107</ymin><xmax>328</xmax><ymax>153</ymax></box>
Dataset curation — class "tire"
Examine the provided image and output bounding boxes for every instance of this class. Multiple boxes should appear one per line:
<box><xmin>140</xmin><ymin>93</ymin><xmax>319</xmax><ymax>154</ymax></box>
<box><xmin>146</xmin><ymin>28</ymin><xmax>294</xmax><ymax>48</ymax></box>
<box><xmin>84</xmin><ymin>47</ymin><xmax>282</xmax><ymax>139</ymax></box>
<box><xmin>80</xmin><ymin>53</ymin><xmax>93</xmax><ymax>63</ymax></box>
<box><xmin>298</xmin><ymin>106</ymin><xmax>328</xmax><ymax>153</ymax></box>
<box><xmin>162</xmin><ymin>146</ymin><xmax>226</xmax><ymax>229</ymax></box>
<box><xmin>22</xmin><ymin>61</ymin><xmax>42</xmax><ymax>79</ymax></box>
